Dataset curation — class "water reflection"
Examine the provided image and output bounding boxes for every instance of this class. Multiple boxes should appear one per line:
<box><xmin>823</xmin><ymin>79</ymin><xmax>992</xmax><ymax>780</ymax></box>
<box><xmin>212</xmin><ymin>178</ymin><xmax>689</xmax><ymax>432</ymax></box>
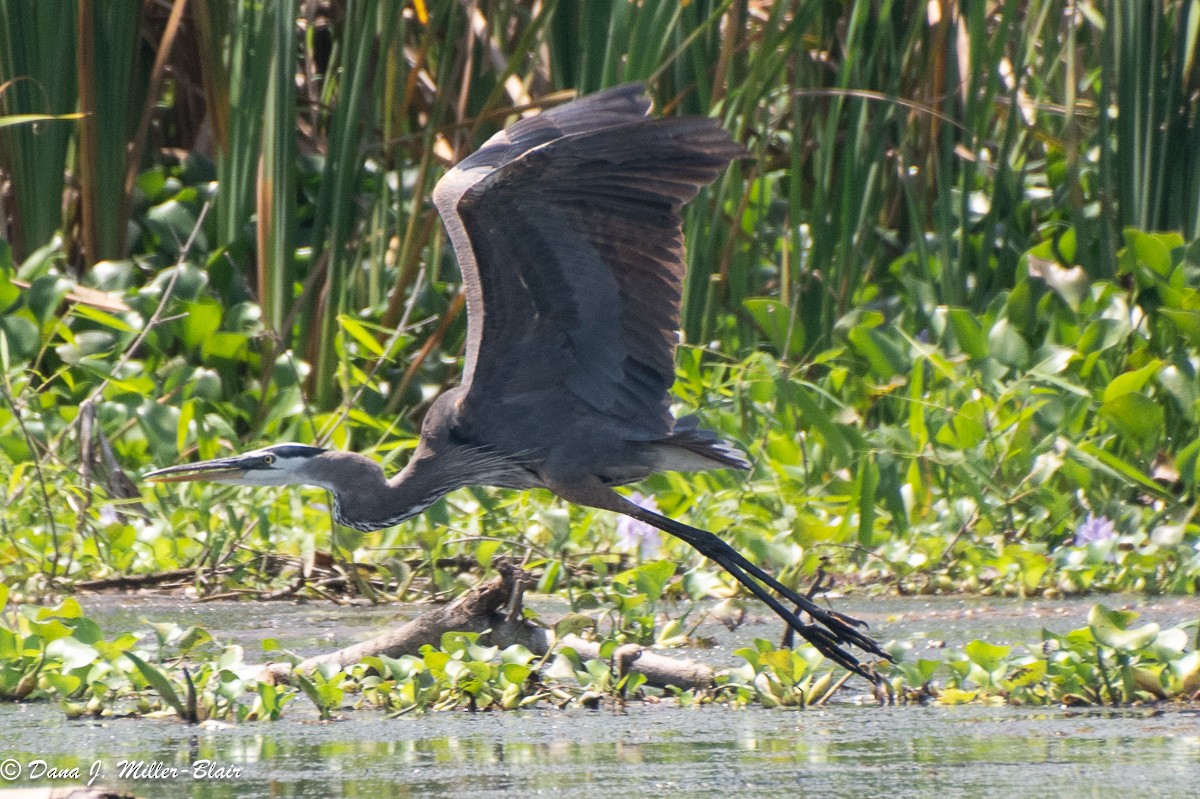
<box><xmin>1</xmin><ymin>703</ymin><xmax>1198</xmax><ymax>798</ymax></box>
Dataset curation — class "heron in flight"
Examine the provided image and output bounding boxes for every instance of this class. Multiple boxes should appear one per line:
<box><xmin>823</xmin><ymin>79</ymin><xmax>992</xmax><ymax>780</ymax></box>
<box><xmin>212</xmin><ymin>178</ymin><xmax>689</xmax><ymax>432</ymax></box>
<box><xmin>147</xmin><ymin>84</ymin><xmax>887</xmax><ymax>680</ymax></box>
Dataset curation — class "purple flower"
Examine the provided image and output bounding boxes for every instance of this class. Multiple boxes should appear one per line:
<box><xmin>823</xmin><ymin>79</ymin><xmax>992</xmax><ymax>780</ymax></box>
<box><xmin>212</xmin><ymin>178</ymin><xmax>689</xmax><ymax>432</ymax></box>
<box><xmin>1074</xmin><ymin>514</ymin><xmax>1116</xmax><ymax>547</ymax></box>
<box><xmin>616</xmin><ymin>493</ymin><xmax>662</xmax><ymax>559</ymax></box>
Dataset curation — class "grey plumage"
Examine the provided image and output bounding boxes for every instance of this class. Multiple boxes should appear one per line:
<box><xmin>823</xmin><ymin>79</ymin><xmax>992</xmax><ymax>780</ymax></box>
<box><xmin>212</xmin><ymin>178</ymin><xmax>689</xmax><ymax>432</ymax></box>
<box><xmin>146</xmin><ymin>84</ymin><xmax>888</xmax><ymax>680</ymax></box>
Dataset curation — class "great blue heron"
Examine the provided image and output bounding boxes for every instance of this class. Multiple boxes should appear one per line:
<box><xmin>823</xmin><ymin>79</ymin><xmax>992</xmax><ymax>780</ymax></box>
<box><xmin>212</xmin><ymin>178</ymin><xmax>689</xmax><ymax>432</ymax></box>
<box><xmin>147</xmin><ymin>84</ymin><xmax>887</xmax><ymax>680</ymax></box>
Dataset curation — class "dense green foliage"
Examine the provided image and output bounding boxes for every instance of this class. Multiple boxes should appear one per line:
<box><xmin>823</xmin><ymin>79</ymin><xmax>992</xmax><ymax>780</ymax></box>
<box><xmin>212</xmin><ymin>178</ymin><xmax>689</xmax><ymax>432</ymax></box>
<box><xmin>0</xmin><ymin>0</ymin><xmax>1199</xmax><ymax>714</ymax></box>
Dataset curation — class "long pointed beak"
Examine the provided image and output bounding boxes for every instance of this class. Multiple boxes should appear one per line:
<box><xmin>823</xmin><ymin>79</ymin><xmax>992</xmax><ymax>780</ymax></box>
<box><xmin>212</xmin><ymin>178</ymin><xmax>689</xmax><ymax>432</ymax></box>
<box><xmin>143</xmin><ymin>457</ymin><xmax>249</xmax><ymax>484</ymax></box>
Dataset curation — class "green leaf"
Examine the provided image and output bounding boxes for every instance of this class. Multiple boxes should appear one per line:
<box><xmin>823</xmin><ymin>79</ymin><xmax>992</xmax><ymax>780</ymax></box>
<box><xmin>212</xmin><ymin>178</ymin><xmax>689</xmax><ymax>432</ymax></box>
<box><xmin>123</xmin><ymin>650</ymin><xmax>188</xmax><ymax>718</ymax></box>
<box><xmin>1159</xmin><ymin>308</ymin><xmax>1200</xmax><ymax>346</ymax></box>
<box><xmin>987</xmin><ymin>318</ymin><xmax>1029</xmax><ymax>368</ymax></box>
<box><xmin>500</xmin><ymin>663</ymin><xmax>532</xmax><ymax>684</ymax></box>
<box><xmin>338</xmin><ymin>314</ymin><xmax>386</xmax><ymax>356</ymax></box>
<box><xmin>1123</xmin><ymin>229</ymin><xmax>1176</xmax><ymax>277</ymax></box>
<box><xmin>635</xmin><ymin>560</ymin><xmax>676</xmax><ymax>603</ymax></box>
<box><xmin>744</xmin><ymin>298</ymin><xmax>804</xmax><ymax>357</ymax></box>
<box><xmin>784</xmin><ymin>381</ymin><xmax>856</xmax><ymax>466</ymax></box>
<box><xmin>848</xmin><ymin>325</ymin><xmax>908</xmax><ymax>378</ymax></box>
<box><xmin>554</xmin><ymin>613</ymin><xmax>595</xmax><ymax>638</ymax></box>
<box><xmin>1102</xmin><ymin>361</ymin><xmax>1161</xmax><ymax>403</ymax></box>
<box><xmin>947</xmin><ymin>308</ymin><xmax>988</xmax><ymax>359</ymax></box>
<box><xmin>0</xmin><ymin>316</ymin><xmax>41</xmax><ymax>359</ymax></box>
<box><xmin>1100</xmin><ymin>393</ymin><xmax>1164</xmax><ymax>443</ymax></box>
<box><xmin>1088</xmin><ymin>604</ymin><xmax>1160</xmax><ymax>652</ymax></box>
<box><xmin>46</xmin><ymin>637</ymin><xmax>99</xmax><ymax>671</ymax></box>
<box><xmin>180</xmin><ymin>300</ymin><xmax>221</xmax><ymax>349</ymax></box>
<box><xmin>963</xmin><ymin>640</ymin><xmax>1011</xmax><ymax>672</ymax></box>
<box><xmin>70</xmin><ymin>303</ymin><xmax>137</xmax><ymax>334</ymax></box>
<box><xmin>1072</xmin><ymin>442</ymin><xmax>1170</xmax><ymax>498</ymax></box>
<box><xmin>474</xmin><ymin>539</ymin><xmax>501</xmax><ymax>569</ymax></box>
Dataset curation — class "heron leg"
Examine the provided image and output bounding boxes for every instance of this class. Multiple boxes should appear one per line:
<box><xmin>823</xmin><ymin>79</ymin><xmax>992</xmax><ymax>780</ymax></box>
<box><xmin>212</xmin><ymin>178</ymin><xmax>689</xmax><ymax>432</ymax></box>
<box><xmin>629</xmin><ymin>506</ymin><xmax>887</xmax><ymax>681</ymax></box>
<box><xmin>545</xmin><ymin>475</ymin><xmax>888</xmax><ymax>683</ymax></box>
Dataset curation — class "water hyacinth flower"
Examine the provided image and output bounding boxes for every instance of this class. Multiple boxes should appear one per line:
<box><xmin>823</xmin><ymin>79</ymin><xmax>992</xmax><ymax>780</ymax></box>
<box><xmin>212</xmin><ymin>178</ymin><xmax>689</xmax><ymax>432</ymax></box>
<box><xmin>616</xmin><ymin>492</ymin><xmax>662</xmax><ymax>559</ymax></box>
<box><xmin>1074</xmin><ymin>514</ymin><xmax>1116</xmax><ymax>547</ymax></box>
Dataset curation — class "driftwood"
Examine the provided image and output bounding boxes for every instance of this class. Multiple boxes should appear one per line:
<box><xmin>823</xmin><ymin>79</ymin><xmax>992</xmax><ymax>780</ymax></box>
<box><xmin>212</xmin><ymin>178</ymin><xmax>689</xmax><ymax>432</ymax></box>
<box><xmin>74</xmin><ymin>568</ymin><xmax>212</xmax><ymax>592</ymax></box>
<box><xmin>263</xmin><ymin>560</ymin><xmax>715</xmax><ymax>692</ymax></box>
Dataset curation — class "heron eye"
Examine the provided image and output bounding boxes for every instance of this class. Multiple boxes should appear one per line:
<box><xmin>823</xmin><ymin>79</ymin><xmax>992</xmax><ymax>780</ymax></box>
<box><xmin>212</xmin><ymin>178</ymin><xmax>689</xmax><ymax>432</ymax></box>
<box><xmin>263</xmin><ymin>454</ymin><xmax>276</xmax><ymax>466</ymax></box>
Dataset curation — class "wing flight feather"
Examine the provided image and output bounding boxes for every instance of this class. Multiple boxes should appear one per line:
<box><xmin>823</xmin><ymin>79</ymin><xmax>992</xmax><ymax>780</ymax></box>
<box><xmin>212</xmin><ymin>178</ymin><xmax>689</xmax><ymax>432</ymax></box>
<box><xmin>432</xmin><ymin>84</ymin><xmax>741</xmax><ymax>440</ymax></box>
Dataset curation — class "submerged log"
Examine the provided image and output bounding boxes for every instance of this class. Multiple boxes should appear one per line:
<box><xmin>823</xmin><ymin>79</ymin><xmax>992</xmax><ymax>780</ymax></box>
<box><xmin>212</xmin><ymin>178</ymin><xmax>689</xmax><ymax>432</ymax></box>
<box><xmin>262</xmin><ymin>560</ymin><xmax>715</xmax><ymax>691</ymax></box>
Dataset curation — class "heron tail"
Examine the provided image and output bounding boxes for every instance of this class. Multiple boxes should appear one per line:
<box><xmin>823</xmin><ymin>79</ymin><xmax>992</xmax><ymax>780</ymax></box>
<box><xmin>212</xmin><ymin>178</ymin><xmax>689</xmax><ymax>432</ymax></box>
<box><xmin>662</xmin><ymin>415</ymin><xmax>751</xmax><ymax>471</ymax></box>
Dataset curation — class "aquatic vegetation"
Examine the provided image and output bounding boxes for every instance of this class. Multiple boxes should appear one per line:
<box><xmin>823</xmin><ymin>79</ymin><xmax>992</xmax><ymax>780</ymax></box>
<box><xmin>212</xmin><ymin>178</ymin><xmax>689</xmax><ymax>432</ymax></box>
<box><xmin>884</xmin><ymin>604</ymin><xmax>1200</xmax><ymax>706</ymax></box>
<box><xmin>2</xmin><ymin>588</ymin><xmax>1197</xmax><ymax>720</ymax></box>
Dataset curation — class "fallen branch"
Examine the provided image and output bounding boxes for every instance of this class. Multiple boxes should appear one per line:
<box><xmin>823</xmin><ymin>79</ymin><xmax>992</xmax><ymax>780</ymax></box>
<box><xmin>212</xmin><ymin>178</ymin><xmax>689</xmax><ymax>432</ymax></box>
<box><xmin>74</xmin><ymin>568</ymin><xmax>215</xmax><ymax>592</ymax></box>
<box><xmin>262</xmin><ymin>561</ymin><xmax>715</xmax><ymax>691</ymax></box>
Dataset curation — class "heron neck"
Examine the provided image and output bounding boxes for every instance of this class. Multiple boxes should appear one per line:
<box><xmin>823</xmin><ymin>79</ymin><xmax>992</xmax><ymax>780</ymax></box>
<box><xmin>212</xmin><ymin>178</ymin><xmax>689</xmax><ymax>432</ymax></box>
<box><xmin>320</xmin><ymin>453</ymin><xmax>452</xmax><ymax>532</ymax></box>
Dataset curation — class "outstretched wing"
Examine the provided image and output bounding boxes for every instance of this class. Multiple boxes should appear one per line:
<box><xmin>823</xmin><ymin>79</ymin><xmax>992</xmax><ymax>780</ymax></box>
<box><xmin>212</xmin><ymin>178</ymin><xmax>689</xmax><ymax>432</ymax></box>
<box><xmin>432</xmin><ymin>84</ymin><xmax>740</xmax><ymax>439</ymax></box>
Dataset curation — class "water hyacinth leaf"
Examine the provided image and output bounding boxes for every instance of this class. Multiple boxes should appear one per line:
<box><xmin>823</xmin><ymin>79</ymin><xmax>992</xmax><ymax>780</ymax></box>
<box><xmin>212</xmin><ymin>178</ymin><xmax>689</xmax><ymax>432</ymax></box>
<box><xmin>45</xmin><ymin>637</ymin><xmax>99</xmax><ymax>671</ymax></box>
<box><xmin>937</xmin><ymin>688</ymin><xmax>979</xmax><ymax>705</ymax></box>
<box><xmin>35</xmin><ymin>598</ymin><xmax>84</xmax><ymax>621</ymax></box>
<box><xmin>42</xmin><ymin>672</ymin><xmax>82</xmax><ymax>697</ymax></box>
<box><xmin>987</xmin><ymin>318</ymin><xmax>1030</xmax><ymax>368</ymax></box>
<box><xmin>1121</xmin><ymin>229</ymin><xmax>1178</xmax><ymax>278</ymax></box>
<box><xmin>1102</xmin><ymin>361</ymin><xmax>1162</xmax><ymax>403</ymax></box>
<box><xmin>681</xmin><ymin>567</ymin><xmax>724</xmax><ymax>601</ymax></box>
<box><xmin>178</xmin><ymin>626</ymin><xmax>214</xmax><ymax>653</ymax></box>
<box><xmin>499</xmin><ymin>663</ymin><xmax>532</xmax><ymax>685</ymax></box>
<box><xmin>634</xmin><ymin>560</ymin><xmax>676</xmax><ymax>602</ymax></box>
<box><xmin>499</xmin><ymin>646</ymin><xmax>535</xmax><ymax>666</ymax></box>
<box><xmin>1004</xmin><ymin>660</ymin><xmax>1046</xmax><ymax>688</ymax></box>
<box><xmin>964</xmin><ymin>640</ymin><xmax>1012</xmax><ymax>673</ymax></box>
<box><xmin>1077</xmin><ymin>318</ymin><xmax>1129</xmax><ymax>354</ymax></box>
<box><xmin>144</xmin><ymin>199</ymin><xmax>204</xmax><ymax>257</ymax></box>
<box><xmin>65</xmin><ymin>617</ymin><xmax>104</xmax><ymax>645</ymax></box>
<box><xmin>180</xmin><ymin>300</ymin><xmax>222</xmax><ymax>349</ymax></box>
<box><xmin>655</xmin><ymin>618</ymin><xmax>688</xmax><ymax>648</ymax></box>
<box><xmin>1156</xmin><ymin>364</ymin><xmax>1197</xmax><ymax>420</ymax></box>
<box><xmin>1100</xmin><ymin>393</ymin><xmax>1164</xmax><ymax>443</ymax></box>
<box><xmin>1029</xmin><ymin>346</ymin><xmax>1077</xmax><ymax>376</ymax></box>
<box><xmin>201</xmin><ymin>332</ymin><xmax>251</xmax><ymax>362</ymax></box>
<box><xmin>1172</xmin><ymin>651</ymin><xmax>1200</xmax><ymax>694</ymax></box>
<box><xmin>1159</xmin><ymin>308</ymin><xmax>1200</xmax><ymax>347</ymax></box>
<box><xmin>1150</xmin><ymin>628</ymin><xmax>1190</xmax><ymax>659</ymax></box>
<box><xmin>0</xmin><ymin>316</ymin><xmax>38</xmax><ymax>359</ymax></box>
<box><xmin>553</xmin><ymin>613</ymin><xmax>595</xmax><ymax>638</ymax></box>
<box><xmin>1088</xmin><ymin>604</ymin><xmax>1160</xmax><ymax>652</ymax></box>
<box><xmin>1132</xmin><ymin>666</ymin><xmax>1169</xmax><ymax>700</ymax></box>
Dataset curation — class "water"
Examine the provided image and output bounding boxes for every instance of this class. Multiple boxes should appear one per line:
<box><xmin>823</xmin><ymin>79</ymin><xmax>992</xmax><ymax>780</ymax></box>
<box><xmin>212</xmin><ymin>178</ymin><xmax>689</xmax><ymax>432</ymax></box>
<box><xmin>1</xmin><ymin>595</ymin><xmax>1198</xmax><ymax>797</ymax></box>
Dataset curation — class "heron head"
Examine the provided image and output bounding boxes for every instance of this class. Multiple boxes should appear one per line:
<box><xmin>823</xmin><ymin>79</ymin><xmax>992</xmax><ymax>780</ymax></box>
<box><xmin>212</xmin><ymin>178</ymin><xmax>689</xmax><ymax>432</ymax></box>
<box><xmin>143</xmin><ymin>443</ymin><xmax>329</xmax><ymax>488</ymax></box>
